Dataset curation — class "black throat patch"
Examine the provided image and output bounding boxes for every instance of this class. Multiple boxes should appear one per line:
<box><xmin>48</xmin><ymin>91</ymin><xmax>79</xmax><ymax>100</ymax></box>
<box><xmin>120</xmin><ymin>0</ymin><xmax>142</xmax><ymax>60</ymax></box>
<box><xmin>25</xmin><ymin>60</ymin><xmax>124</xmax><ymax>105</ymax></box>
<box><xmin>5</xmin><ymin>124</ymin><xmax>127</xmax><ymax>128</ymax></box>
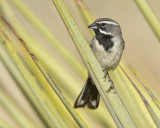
<box><xmin>95</xmin><ymin>33</ymin><xmax>114</xmax><ymax>51</ymax></box>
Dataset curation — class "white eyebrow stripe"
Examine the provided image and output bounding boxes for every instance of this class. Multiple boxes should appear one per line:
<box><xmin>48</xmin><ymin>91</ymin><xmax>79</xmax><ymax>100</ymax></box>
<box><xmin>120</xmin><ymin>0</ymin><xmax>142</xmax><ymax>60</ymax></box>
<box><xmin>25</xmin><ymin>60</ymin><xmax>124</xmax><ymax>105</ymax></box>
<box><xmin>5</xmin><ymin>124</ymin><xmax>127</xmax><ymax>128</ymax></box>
<box><xmin>99</xmin><ymin>21</ymin><xmax>118</xmax><ymax>26</ymax></box>
<box><xmin>99</xmin><ymin>29</ymin><xmax>112</xmax><ymax>35</ymax></box>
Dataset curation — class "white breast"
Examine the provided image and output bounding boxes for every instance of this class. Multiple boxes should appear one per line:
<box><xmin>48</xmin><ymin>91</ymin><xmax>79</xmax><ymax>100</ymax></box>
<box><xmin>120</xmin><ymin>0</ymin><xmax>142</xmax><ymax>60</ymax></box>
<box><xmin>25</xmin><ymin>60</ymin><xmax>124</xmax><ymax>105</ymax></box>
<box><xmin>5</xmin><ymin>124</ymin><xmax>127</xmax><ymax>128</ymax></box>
<box><xmin>91</xmin><ymin>36</ymin><xmax>124</xmax><ymax>70</ymax></box>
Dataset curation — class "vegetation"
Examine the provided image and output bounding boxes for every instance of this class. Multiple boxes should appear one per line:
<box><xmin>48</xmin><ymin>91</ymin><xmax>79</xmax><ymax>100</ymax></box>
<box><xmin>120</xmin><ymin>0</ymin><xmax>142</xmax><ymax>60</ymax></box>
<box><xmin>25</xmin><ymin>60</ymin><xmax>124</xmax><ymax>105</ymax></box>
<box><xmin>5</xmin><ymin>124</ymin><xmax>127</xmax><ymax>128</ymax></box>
<box><xmin>0</xmin><ymin>0</ymin><xmax>160</xmax><ymax>127</ymax></box>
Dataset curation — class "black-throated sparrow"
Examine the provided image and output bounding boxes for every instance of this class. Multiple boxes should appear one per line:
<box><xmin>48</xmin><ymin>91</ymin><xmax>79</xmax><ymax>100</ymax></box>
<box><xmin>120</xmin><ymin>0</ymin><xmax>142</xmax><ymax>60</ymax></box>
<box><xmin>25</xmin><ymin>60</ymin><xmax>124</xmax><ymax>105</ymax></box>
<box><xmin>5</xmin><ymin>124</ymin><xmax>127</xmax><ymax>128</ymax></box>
<box><xmin>74</xmin><ymin>18</ymin><xmax>125</xmax><ymax>109</ymax></box>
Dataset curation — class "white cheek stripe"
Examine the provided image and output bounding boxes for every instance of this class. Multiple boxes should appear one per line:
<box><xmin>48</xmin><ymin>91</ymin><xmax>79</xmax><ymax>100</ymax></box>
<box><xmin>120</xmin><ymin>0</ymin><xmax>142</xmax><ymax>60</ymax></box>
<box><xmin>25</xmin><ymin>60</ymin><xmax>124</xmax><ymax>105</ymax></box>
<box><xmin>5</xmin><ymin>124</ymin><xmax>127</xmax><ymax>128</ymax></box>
<box><xmin>99</xmin><ymin>21</ymin><xmax>118</xmax><ymax>26</ymax></box>
<box><xmin>99</xmin><ymin>29</ymin><xmax>112</xmax><ymax>35</ymax></box>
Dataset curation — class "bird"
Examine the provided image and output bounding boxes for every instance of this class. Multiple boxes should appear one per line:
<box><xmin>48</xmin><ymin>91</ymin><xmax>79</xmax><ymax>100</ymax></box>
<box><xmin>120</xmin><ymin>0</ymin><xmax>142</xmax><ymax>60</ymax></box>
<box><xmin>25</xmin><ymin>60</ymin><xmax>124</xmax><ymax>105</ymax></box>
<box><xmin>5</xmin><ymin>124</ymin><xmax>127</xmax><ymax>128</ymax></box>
<box><xmin>74</xmin><ymin>18</ymin><xmax>125</xmax><ymax>109</ymax></box>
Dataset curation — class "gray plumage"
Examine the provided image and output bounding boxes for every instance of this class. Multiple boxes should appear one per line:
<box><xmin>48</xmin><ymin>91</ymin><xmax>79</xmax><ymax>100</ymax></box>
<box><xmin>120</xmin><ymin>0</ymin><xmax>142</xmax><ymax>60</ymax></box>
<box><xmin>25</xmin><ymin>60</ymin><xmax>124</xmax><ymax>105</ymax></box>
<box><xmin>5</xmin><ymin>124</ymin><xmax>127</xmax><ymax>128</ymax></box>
<box><xmin>74</xmin><ymin>18</ymin><xmax>125</xmax><ymax>109</ymax></box>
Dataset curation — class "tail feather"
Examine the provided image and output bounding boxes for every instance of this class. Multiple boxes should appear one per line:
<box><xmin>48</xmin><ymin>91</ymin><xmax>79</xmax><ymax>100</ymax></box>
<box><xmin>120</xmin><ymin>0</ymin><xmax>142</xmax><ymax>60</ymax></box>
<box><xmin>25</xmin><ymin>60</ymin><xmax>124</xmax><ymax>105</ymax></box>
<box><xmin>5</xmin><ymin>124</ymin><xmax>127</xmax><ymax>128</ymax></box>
<box><xmin>88</xmin><ymin>85</ymin><xmax>100</xmax><ymax>109</ymax></box>
<box><xmin>74</xmin><ymin>77</ymin><xmax>91</xmax><ymax>108</ymax></box>
<box><xmin>74</xmin><ymin>77</ymin><xmax>100</xmax><ymax>109</ymax></box>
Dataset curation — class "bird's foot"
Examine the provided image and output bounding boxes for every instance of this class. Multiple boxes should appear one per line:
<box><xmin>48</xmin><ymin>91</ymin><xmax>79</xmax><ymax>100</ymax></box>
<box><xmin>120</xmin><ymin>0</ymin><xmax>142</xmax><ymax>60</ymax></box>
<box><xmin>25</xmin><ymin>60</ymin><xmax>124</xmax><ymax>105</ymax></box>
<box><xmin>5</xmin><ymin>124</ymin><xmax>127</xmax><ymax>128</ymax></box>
<box><xmin>102</xmin><ymin>68</ymin><xmax>107</xmax><ymax>82</ymax></box>
<box><xmin>102</xmin><ymin>68</ymin><xmax>114</xmax><ymax>92</ymax></box>
<box><xmin>106</xmin><ymin>80</ymin><xmax>114</xmax><ymax>93</ymax></box>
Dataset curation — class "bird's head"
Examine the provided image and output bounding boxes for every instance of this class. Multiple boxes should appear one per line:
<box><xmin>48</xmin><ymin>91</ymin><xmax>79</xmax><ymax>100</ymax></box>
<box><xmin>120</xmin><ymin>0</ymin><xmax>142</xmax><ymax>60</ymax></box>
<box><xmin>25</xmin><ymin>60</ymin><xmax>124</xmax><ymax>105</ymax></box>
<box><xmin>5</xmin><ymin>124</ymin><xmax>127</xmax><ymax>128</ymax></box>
<box><xmin>88</xmin><ymin>18</ymin><xmax>121</xmax><ymax>37</ymax></box>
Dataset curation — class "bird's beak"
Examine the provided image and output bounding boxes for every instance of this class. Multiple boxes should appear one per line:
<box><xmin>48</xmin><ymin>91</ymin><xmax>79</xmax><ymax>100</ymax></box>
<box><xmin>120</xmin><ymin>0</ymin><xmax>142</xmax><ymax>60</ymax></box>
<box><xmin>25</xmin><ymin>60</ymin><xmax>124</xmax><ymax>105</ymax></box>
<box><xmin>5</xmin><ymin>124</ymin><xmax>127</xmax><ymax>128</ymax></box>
<box><xmin>88</xmin><ymin>23</ymin><xmax>97</xmax><ymax>29</ymax></box>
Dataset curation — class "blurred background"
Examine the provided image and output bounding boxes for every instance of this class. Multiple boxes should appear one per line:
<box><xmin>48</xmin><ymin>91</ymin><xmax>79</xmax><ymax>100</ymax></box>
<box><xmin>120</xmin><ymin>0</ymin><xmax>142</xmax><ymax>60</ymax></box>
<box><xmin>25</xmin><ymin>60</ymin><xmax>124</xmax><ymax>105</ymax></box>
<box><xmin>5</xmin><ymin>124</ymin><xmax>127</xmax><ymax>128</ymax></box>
<box><xmin>0</xmin><ymin>0</ymin><xmax>160</xmax><ymax>127</ymax></box>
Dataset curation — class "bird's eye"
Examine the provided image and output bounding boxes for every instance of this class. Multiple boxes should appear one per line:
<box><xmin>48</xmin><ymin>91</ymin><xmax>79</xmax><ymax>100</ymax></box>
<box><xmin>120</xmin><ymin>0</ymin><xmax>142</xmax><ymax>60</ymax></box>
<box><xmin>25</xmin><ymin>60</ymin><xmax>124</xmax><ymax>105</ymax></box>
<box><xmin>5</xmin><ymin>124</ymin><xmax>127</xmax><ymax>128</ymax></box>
<box><xmin>101</xmin><ymin>23</ymin><xmax>106</xmax><ymax>27</ymax></box>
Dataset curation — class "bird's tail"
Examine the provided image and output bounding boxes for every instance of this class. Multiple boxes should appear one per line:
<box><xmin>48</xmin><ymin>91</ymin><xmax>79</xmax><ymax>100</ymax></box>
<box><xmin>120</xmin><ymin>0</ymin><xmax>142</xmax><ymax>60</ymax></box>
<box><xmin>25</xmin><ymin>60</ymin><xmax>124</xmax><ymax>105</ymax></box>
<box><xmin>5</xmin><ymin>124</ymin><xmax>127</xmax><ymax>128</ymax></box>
<box><xmin>74</xmin><ymin>77</ymin><xmax>100</xmax><ymax>109</ymax></box>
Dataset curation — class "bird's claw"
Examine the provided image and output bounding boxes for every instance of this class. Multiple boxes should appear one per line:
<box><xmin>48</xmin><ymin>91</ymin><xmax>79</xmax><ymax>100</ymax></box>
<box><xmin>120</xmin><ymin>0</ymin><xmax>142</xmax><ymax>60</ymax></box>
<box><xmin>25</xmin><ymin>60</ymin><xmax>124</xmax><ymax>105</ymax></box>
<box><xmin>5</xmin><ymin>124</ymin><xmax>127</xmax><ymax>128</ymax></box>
<box><xmin>102</xmin><ymin>68</ymin><xmax>114</xmax><ymax>92</ymax></box>
<box><xmin>106</xmin><ymin>80</ymin><xmax>114</xmax><ymax>93</ymax></box>
<box><xmin>102</xmin><ymin>68</ymin><xmax>107</xmax><ymax>82</ymax></box>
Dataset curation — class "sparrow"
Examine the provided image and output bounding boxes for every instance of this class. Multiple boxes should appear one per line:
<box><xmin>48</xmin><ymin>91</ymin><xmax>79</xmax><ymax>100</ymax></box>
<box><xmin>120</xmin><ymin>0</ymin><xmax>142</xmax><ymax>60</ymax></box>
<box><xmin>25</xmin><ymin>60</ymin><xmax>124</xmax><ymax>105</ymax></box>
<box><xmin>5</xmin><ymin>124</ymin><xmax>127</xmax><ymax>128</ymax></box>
<box><xmin>74</xmin><ymin>18</ymin><xmax>125</xmax><ymax>109</ymax></box>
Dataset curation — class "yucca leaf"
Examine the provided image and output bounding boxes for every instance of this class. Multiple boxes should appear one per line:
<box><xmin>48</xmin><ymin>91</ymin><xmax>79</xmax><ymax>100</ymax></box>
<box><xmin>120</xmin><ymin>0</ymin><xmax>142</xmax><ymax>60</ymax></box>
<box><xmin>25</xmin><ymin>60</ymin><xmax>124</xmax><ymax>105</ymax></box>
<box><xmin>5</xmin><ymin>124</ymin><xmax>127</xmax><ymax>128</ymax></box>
<box><xmin>1</xmin><ymin>2</ymin><xmax>119</xmax><ymax>127</ymax></box>
<box><xmin>0</xmin><ymin>17</ymin><xmax>79</xmax><ymax>128</ymax></box>
<box><xmin>0</xmin><ymin>29</ymin><xmax>65</xmax><ymax>128</ymax></box>
<box><xmin>51</xmin><ymin>0</ymin><xmax>136</xmax><ymax>127</ymax></box>
<box><xmin>0</xmin><ymin>0</ymin><xmax>84</xmax><ymax>99</ymax></box>
<box><xmin>120</xmin><ymin>66</ymin><xmax>160</xmax><ymax>127</ymax></box>
<box><xmin>131</xmin><ymin>68</ymin><xmax>160</xmax><ymax>110</ymax></box>
<box><xmin>0</xmin><ymin>20</ymin><xmax>74</xmax><ymax>128</ymax></box>
<box><xmin>1</xmin><ymin>16</ymin><xmax>89</xmax><ymax>128</ymax></box>
<box><xmin>74</xmin><ymin>0</ymin><xmax>160</xmax><ymax>127</ymax></box>
<box><xmin>0</xmin><ymin>88</ymin><xmax>37</xmax><ymax>128</ymax></box>
<box><xmin>1</xmin><ymin>0</ymin><xmax>159</xmax><ymax>127</ymax></box>
<box><xmin>134</xmin><ymin>0</ymin><xmax>160</xmax><ymax>41</ymax></box>
<box><xmin>8</xmin><ymin>0</ymin><xmax>86</xmax><ymax>78</ymax></box>
<box><xmin>0</xmin><ymin>118</ymin><xmax>14</xmax><ymax>128</ymax></box>
<box><xmin>111</xmin><ymin>67</ymin><xmax>152</xmax><ymax>127</ymax></box>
